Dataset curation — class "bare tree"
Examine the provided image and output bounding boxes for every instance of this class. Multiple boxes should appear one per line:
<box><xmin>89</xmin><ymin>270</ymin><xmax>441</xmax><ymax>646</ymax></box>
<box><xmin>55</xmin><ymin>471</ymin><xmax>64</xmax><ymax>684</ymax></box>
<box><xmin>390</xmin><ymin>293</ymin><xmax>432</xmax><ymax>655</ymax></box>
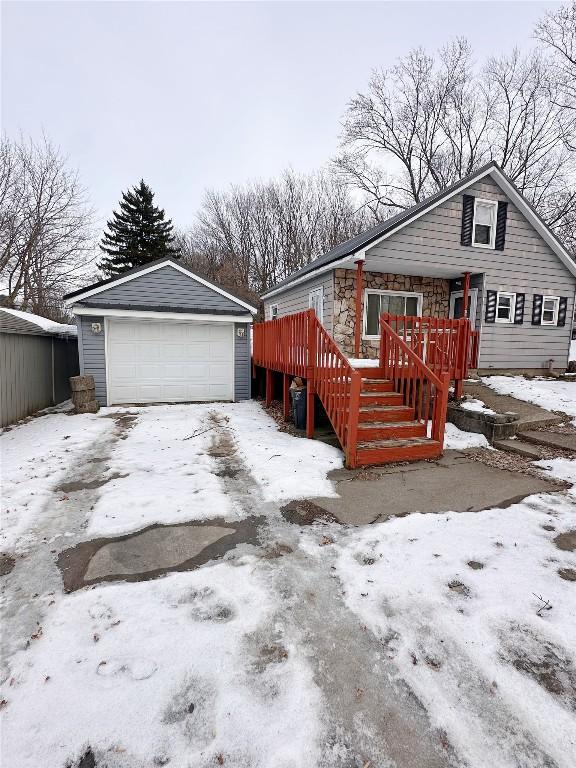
<box><xmin>536</xmin><ymin>1</ymin><xmax>576</xmax><ymax>146</ymax></box>
<box><xmin>0</xmin><ymin>135</ymin><xmax>95</xmax><ymax>319</ymax></box>
<box><xmin>179</xmin><ymin>169</ymin><xmax>366</xmax><ymax>298</ymax></box>
<box><xmin>334</xmin><ymin>41</ymin><xmax>576</xmax><ymax>251</ymax></box>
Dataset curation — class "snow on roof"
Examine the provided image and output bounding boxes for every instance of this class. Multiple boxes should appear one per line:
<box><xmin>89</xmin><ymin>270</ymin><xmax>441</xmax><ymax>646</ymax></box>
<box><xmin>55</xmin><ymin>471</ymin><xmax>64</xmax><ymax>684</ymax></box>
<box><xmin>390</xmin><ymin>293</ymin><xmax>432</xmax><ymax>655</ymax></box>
<box><xmin>0</xmin><ymin>307</ymin><xmax>77</xmax><ymax>336</ymax></box>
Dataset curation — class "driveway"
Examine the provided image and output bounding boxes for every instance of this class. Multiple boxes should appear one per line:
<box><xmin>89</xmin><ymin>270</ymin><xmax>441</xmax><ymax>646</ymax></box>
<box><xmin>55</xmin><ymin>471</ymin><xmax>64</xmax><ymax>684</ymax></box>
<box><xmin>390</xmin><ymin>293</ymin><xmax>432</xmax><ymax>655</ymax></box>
<box><xmin>1</xmin><ymin>402</ymin><xmax>576</xmax><ymax>767</ymax></box>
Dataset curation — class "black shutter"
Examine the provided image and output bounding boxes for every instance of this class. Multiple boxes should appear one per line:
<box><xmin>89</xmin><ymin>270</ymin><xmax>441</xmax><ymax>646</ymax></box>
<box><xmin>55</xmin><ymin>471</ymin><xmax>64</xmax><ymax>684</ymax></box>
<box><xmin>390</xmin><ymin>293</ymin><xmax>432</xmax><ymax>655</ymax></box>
<box><xmin>495</xmin><ymin>201</ymin><xmax>508</xmax><ymax>250</ymax></box>
<box><xmin>557</xmin><ymin>297</ymin><xmax>568</xmax><ymax>326</ymax></box>
<box><xmin>485</xmin><ymin>290</ymin><xmax>497</xmax><ymax>323</ymax></box>
<box><xmin>514</xmin><ymin>293</ymin><xmax>525</xmax><ymax>324</ymax></box>
<box><xmin>461</xmin><ymin>195</ymin><xmax>474</xmax><ymax>246</ymax></box>
<box><xmin>532</xmin><ymin>294</ymin><xmax>543</xmax><ymax>325</ymax></box>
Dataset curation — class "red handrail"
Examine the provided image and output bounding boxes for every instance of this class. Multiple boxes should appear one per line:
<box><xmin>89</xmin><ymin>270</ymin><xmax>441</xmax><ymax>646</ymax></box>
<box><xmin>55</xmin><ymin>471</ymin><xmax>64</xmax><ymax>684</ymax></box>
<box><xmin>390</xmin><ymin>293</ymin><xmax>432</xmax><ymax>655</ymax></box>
<box><xmin>381</xmin><ymin>314</ymin><xmax>476</xmax><ymax>380</ymax></box>
<box><xmin>379</xmin><ymin>316</ymin><xmax>449</xmax><ymax>444</ymax></box>
<box><xmin>253</xmin><ymin>310</ymin><xmax>362</xmax><ymax>466</ymax></box>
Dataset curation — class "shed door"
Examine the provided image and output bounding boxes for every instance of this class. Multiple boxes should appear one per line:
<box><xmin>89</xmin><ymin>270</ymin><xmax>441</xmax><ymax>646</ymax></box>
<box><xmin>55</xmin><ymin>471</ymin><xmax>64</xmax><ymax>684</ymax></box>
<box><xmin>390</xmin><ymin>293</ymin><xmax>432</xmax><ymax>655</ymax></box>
<box><xmin>106</xmin><ymin>319</ymin><xmax>234</xmax><ymax>404</ymax></box>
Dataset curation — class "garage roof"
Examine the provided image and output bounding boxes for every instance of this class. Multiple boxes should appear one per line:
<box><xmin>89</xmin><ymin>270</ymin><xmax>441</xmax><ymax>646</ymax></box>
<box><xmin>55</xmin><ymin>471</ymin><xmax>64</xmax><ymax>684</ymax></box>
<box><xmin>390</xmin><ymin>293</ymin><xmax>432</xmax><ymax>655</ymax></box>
<box><xmin>64</xmin><ymin>258</ymin><xmax>257</xmax><ymax>314</ymax></box>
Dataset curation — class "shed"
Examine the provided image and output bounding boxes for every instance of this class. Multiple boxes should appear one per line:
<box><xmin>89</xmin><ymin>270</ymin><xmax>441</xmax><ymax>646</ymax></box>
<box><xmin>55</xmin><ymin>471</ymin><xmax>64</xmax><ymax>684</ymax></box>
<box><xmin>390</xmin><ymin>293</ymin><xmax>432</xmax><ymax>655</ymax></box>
<box><xmin>0</xmin><ymin>308</ymin><xmax>79</xmax><ymax>427</ymax></box>
<box><xmin>64</xmin><ymin>259</ymin><xmax>257</xmax><ymax>406</ymax></box>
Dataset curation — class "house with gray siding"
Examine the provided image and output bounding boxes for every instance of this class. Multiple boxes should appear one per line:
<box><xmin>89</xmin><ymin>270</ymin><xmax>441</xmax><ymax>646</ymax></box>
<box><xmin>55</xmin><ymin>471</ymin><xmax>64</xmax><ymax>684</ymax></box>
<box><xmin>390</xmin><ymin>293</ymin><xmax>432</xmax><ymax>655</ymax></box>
<box><xmin>262</xmin><ymin>162</ymin><xmax>576</xmax><ymax>374</ymax></box>
<box><xmin>64</xmin><ymin>259</ymin><xmax>256</xmax><ymax>406</ymax></box>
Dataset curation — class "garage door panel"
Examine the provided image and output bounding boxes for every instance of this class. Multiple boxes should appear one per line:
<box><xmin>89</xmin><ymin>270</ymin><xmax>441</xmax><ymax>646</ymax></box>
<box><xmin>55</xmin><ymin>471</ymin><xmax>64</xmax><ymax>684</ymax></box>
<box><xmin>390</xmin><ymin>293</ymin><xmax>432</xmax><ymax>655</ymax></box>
<box><xmin>107</xmin><ymin>319</ymin><xmax>234</xmax><ymax>404</ymax></box>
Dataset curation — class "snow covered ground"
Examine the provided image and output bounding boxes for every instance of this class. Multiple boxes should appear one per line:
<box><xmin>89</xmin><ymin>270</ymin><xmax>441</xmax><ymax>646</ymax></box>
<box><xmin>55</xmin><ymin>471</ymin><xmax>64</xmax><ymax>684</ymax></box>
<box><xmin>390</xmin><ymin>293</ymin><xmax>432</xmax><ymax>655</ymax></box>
<box><xmin>1</xmin><ymin>408</ymin><xmax>114</xmax><ymax>550</ymax></box>
<box><xmin>2</xmin><ymin>399</ymin><xmax>575</xmax><ymax>767</ymax></box>
<box><xmin>482</xmin><ymin>375</ymin><xmax>576</xmax><ymax>422</ymax></box>
<box><xmin>443</xmin><ymin>422</ymin><xmax>489</xmax><ymax>449</ymax></box>
<box><xmin>3</xmin><ymin>560</ymin><xmax>323</xmax><ymax>768</ymax></box>
<box><xmin>330</xmin><ymin>492</ymin><xmax>576</xmax><ymax>767</ymax></box>
<box><xmin>459</xmin><ymin>396</ymin><xmax>495</xmax><ymax>415</ymax></box>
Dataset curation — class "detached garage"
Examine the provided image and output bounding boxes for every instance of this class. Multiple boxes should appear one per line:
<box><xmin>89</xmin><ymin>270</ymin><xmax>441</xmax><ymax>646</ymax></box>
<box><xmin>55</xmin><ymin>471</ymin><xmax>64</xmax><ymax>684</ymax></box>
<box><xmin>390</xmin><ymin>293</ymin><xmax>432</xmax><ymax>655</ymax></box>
<box><xmin>64</xmin><ymin>259</ymin><xmax>256</xmax><ymax>406</ymax></box>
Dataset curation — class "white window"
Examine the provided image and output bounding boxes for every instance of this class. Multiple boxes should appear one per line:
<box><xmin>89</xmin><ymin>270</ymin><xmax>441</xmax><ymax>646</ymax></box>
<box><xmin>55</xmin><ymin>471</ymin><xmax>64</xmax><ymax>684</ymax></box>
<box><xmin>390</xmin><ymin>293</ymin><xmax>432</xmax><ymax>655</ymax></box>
<box><xmin>495</xmin><ymin>291</ymin><xmax>516</xmax><ymax>323</ymax></box>
<box><xmin>269</xmin><ymin>304</ymin><xmax>278</xmax><ymax>320</ymax></box>
<box><xmin>363</xmin><ymin>290</ymin><xmax>422</xmax><ymax>338</ymax></box>
<box><xmin>309</xmin><ymin>287</ymin><xmax>323</xmax><ymax>323</ymax></box>
<box><xmin>473</xmin><ymin>199</ymin><xmax>497</xmax><ymax>248</ymax></box>
<box><xmin>541</xmin><ymin>296</ymin><xmax>560</xmax><ymax>326</ymax></box>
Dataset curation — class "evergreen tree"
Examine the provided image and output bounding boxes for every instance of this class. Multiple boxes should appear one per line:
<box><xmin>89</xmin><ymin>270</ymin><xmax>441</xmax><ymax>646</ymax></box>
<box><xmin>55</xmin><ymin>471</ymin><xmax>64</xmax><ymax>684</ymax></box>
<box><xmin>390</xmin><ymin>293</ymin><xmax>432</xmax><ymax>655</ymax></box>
<box><xmin>99</xmin><ymin>180</ymin><xmax>179</xmax><ymax>276</ymax></box>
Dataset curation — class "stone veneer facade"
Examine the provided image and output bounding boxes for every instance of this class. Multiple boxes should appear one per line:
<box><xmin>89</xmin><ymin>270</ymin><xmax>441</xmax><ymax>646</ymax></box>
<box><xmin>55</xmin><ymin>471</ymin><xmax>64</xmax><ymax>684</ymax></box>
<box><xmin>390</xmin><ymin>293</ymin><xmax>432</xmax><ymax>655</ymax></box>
<box><xmin>333</xmin><ymin>268</ymin><xmax>450</xmax><ymax>358</ymax></box>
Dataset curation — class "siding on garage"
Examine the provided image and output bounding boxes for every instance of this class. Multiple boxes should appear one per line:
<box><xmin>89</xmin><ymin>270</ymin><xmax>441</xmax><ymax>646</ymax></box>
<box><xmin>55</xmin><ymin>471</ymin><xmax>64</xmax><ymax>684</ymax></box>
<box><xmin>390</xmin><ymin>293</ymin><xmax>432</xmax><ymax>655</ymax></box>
<box><xmin>263</xmin><ymin>271</ymin><xmax>334</xmax><ymax>334</ymax></box>
<box><xmin>80</xmin><ymin>315</ymin><xmax>107</xmax><ymax>404</ymax></box>
<box><xmin>234</xmin><ymin>323</ymin><xmax>251</xmax><ymax>401</ymax></box>
<box><xmin>365</xmin><ymin>174</ymin><xmax>576</xmax><ymax>370</ymax></box>
<box><xmin>83</xmin><ymin>265</ymin><xmax>245</xmax><ymax>314</ymax></box>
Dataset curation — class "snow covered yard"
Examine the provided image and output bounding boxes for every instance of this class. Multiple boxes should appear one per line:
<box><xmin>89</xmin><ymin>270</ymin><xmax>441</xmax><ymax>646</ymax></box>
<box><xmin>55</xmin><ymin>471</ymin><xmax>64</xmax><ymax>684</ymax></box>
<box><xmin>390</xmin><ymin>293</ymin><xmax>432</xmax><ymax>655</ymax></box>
<box><xmin>483</xmin><ymin>375</ymin><xmax>576</xmax><ymax>422</ymax></box>
<box><xmin>2</xmin><ymin>398</ymin><xmax>576</xmax><ymax>767</ymax></box>
<box><xmin>326</xmin><ymin>494</ymin><xmax>576</xmax><ymax>767</ymax></box>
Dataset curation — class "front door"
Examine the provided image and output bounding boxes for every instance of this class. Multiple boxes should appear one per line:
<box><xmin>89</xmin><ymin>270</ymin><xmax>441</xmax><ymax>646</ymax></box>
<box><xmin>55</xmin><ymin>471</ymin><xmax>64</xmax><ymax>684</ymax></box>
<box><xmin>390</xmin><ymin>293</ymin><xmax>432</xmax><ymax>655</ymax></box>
<box><xmin>449</xmin><ymin>289</ymin><xmax>477</xmax><ymax>321</ymax></box>
<box><xmin>309</xmin><ymin>287</ymin><xmax>324</xmax><ymax>324</ymax></box>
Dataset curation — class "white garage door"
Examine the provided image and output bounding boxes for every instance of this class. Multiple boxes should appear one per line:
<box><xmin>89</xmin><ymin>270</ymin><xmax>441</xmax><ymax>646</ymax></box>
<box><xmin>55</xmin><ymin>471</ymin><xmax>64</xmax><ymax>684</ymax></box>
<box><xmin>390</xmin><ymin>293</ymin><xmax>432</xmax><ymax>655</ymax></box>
<box><xmin>106</xmin><ymin>319</ymin><xmax>234</xmax><ymax>404</ymax></box>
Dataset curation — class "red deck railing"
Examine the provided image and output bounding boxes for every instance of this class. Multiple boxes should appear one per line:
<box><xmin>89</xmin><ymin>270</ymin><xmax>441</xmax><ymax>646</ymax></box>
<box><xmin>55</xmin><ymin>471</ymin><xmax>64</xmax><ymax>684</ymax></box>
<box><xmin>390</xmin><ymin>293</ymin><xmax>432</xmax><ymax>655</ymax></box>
<box><xmin>381</xmin><ymin>314</ymin><xmax>479</xmax><ymax>379</ymax></box>
<box><xmin>253</xmin><ymin>310</ymin><xmax>362</xmax><ymax>465</ymax></box>
<box><xmin>379</xmin><ymin>317</ymin><xmax>450</xmax><ymax>443</ymax></box>
<box><xmin>253</xmin><ymin>310</ymin><xmax>479</xmax><ymax>465</ymax></box>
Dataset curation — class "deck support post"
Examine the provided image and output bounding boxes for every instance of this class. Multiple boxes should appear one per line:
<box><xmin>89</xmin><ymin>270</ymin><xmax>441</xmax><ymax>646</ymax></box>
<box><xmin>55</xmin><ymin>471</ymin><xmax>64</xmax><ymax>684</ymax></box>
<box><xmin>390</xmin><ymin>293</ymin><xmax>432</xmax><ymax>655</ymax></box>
<box><xmin>306</xmin><ymin>383</ymin><xmax>315</xmax><ymax>438</ymax></box>
<box><xmin>454</xmin><ymin>272</ymin><xmax>472</xmax><ymax>400</ymax></box>
<box><xmin>354</xmin><ymin>259</ymin><xmax>364</xmax><ymax>359</ymax></box>
<box><xmin>265</xmin><ymin>368</ymin><xmax>273</xmax><ymax>406</ymax></box>
<box><xmin>282</xmin><ymin>373</ymin><xmax>290</xmax><ymax>421</ymax></box>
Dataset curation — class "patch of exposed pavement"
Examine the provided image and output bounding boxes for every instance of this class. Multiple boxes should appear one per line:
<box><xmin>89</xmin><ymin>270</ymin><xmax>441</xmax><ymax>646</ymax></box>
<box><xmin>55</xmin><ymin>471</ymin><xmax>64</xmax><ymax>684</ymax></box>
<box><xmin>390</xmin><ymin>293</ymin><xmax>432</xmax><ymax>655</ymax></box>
<box><xmin>554</xmin><ymin>530</ymin><xmax>576</xmax><ymax>552</ymax></box>
<box><xmin>501</xmin><ymin>623</ymin><xmax>576</xmax><ymax>713</ymax></box>
<box><xmin>58</xmin><ymin>516</ymin><xmax>264</xmax><ymax>592</ymax></box>
<box><xmin>0</xmin><ymin>553</ymin><xmax>15</xmax><ymax>577</ymax></box>
<box><xmin>280</xmin><ymin>498</ymin><xmax>341</xmax><ymax>526</ymax></box>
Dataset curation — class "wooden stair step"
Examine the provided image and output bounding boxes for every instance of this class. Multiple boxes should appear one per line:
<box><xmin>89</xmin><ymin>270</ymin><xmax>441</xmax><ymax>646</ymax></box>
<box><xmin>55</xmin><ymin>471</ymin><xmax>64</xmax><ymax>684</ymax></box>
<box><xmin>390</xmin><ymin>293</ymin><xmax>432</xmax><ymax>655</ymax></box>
<box><xmin>357</xmin><ymin>421</ymin><xmax>426</xmax><ymax>440</ymax></box>
<box><xmin>359</xmin><ymin>405</ymin><xmax>414</xmax><ymax>422</ymax></box>
<box><xmin>355</xmin><ymin>438</ymin><xmax>443</xmax><ymax>465</ymax></box>
<box><xmin>360</xmin><ymin>379</ymin><xmax>394</xmax><ymax>393</ymax></box>
<box><xmin>359</xmin><ymin>391</ymin><xmax>404</xmax><ymax>405</ymax></box>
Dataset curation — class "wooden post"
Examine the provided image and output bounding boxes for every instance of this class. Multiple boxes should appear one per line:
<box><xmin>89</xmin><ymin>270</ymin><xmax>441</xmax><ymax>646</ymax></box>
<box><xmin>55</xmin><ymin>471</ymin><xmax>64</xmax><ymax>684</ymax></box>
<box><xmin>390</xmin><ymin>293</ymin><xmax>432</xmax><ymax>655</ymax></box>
<box><xmin>306</xmin><ymin>309</ymin><xmax>316</xmax><ymax>438</ymax></box>
<box><xmin>265</xmin><ymin>368</ymin><xmax>273</xmax><ymax>406</ymax></box>
<box><xmin>454</xmin><ymin>272</ymin><xmax>471</xmax><ymax>400</ymax></box>
<box><xmin>354</xmin><ymin>259</ymin><xmax>364</xmax><ymax>359</ymax></box>
<box><xmin>346</xmin><ymin>371</ymin><xmax>362</xmax><ymax>468</ymax></box>
<box><xmin>306</xmin><ymin>384</ymin><xmax>315</xmax><ymax>438</ymax></box>
<box><xmin>462</xmin><ymin>271</ymin><xmax>470</xmax><ymax>319</ymax></box>
<box><xmin>283</xmin><ymin>373</ymin><xmax>290</xmax><ymax>421</ymax></box>
<box><xmin>432</xmin><ymin>372</ymin><xmax>450</xmax><ymax>444</ymax></box>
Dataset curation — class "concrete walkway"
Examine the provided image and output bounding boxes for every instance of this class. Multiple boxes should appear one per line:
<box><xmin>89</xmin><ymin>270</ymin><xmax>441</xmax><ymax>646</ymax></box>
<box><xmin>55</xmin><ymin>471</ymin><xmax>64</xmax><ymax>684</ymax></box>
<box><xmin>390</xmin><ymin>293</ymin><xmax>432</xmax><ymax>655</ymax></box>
<box><xmin>463</xmin><ymin>380</ymin><xmax>563</xmax><ymax>429</ymax></box>
<box><xmin>306</xmin><ymin>450</ymin><xmax>560</xmax><ymax>525</ymax></box>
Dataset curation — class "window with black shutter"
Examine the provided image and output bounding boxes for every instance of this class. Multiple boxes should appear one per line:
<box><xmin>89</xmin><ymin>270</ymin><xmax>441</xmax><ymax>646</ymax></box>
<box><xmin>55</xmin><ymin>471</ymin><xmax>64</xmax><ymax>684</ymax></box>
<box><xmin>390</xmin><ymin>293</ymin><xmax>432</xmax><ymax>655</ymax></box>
<box><xmin>485</xmin><ymin>290</ymin><xmax>497</xmax><ymax>323</ymax></box>
<box><xmin>557</xmin><ymin>297</ymin><xmax>568</xmax><ymax>327</ymax></box>
<box><xmin>514</xmin><ymin>293</ymin><xmax>525</xmax><ymax>324</ymax></box>
<box><xmin>532</xmin><ymin>294</ymin><xmax>543</xmax><ymax>325</ymax></box>
<box><xmin>495</xmin><ymin>201</ymin><xmax>508</xmax><ymax>250</ymax></box>
<box><xmin>461</xmin><ymin>195</ymin><xmax>474</xmax><ymax>246</ymax></box>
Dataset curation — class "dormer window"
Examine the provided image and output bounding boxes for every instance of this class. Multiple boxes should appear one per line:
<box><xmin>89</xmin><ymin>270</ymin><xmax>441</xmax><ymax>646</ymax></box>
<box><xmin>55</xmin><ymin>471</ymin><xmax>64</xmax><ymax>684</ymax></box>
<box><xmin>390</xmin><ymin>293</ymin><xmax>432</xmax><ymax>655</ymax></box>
<box><xmin>473</xmin><ymin>199</ymin><xmax>497</xmax><ymax>248</ymax></box>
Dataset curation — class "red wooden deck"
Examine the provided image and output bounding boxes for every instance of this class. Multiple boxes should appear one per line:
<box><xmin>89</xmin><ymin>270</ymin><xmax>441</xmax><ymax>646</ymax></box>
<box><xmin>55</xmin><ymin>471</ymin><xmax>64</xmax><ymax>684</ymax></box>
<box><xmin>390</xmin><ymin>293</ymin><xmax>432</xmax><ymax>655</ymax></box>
<box><xmin>252</xmin><ymin>310</ymin><xmax>477</xmax><ymax>467</ymax></box>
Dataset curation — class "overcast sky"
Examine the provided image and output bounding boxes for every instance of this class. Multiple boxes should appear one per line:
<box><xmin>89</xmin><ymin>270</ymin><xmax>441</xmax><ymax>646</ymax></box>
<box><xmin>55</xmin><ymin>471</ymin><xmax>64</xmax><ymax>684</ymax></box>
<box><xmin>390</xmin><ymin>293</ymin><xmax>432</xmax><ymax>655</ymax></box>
<box><xmin>2</xmin><ymin>1</ymin><xmax>559</xmax><ymax>232</ymax></box>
